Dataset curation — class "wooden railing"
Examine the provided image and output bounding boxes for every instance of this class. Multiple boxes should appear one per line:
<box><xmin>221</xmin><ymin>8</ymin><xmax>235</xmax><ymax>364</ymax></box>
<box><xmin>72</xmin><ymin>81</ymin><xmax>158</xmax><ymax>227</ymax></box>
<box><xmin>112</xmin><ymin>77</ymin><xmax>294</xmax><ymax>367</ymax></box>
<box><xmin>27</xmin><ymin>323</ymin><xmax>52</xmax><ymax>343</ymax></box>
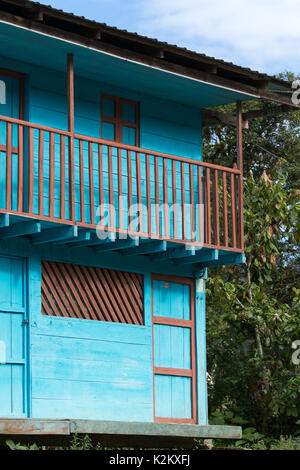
<box><xmin>0</xmin><ymin>115</ymin><xmax>243</xmax><ymax>251</ymax></box>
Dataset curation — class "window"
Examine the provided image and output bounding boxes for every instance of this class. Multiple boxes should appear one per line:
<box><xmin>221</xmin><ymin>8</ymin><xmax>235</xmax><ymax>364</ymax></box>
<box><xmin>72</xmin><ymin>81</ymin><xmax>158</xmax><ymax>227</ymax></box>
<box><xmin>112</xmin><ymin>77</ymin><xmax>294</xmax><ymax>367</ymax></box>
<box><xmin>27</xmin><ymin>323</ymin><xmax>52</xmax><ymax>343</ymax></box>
<box><xmin>41</xmin><ymin>261</ymin><xmax>144</xmax><ymax>325</ymax></box>
<box><xmin>101</xmin><ymin>94</ymin><xmax>139</xmax><ymax>146</ymax></box>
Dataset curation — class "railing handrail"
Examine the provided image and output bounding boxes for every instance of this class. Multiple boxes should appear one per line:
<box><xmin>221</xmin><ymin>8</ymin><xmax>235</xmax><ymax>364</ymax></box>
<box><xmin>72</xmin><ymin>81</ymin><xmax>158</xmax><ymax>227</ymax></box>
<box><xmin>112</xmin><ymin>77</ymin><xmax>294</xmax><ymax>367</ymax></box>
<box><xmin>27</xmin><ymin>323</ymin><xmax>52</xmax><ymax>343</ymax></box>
<box><xmin>0</xmin><ymin>113</ymin><xmax>241</xmax><ymax>175</ymax></box>
<box><xmin>0</xmin><ymin>114</ymin><xmax>72</xmax><ymax>137</ymax></box>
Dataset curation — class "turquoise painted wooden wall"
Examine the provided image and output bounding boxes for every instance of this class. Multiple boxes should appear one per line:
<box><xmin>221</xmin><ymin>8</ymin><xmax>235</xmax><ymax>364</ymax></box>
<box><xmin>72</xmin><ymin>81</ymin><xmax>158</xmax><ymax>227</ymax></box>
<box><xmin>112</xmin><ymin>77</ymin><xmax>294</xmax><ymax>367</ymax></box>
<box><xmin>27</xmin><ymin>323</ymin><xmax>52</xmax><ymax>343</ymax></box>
<box><xmin>0</xmin><ymin>238</ymin><xmax>208</xmax><ymax>424</ymax></box>
<box><xmin>0</xmin><ymin>53</ymin><xmax>208</xmax><ymax>424</ymax></box>
<box><xmin>0</xmin><ymin>54</ymin><xmax>203</xmax><ymax>240</ymax></box>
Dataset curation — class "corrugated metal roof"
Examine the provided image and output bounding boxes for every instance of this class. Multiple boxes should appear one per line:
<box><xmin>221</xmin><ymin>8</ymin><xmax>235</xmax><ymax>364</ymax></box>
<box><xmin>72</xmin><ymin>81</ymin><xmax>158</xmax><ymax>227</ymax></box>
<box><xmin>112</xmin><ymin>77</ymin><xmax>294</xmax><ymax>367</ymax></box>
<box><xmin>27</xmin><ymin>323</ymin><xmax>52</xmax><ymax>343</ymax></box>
<box><xmin>10</xmin><ymin>0</ymin><xmax>279</xmax><ymax>81</ymax></box>
<box><xmin>0</xmin><ymin>0</ymin><xmax>295</xmax><ymax>97</ymax></box>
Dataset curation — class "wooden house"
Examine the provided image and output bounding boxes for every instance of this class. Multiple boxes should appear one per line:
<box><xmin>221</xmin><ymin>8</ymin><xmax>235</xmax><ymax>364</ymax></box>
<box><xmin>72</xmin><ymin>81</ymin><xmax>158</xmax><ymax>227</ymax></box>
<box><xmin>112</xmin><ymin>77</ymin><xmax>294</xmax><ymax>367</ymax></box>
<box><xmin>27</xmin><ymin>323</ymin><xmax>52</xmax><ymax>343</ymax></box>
<box><xmin>0</xmin><ymin>0</ymin><xmax>298</xmax><ymax>447</ymax></box>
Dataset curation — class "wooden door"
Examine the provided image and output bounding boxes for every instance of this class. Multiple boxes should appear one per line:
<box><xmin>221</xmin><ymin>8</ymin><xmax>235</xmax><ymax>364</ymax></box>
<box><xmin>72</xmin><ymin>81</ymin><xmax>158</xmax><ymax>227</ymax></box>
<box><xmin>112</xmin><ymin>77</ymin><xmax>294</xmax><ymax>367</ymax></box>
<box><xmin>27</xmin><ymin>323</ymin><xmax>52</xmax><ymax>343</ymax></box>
<box><xmin>0</xmin><ymin>255</ymin><xmax>28</xmax><ymax>417</ymax></box>
<box><xmin>152</xmin><ymin>274</ymin><xmax>197</xmax><ymax>423</ymax></box>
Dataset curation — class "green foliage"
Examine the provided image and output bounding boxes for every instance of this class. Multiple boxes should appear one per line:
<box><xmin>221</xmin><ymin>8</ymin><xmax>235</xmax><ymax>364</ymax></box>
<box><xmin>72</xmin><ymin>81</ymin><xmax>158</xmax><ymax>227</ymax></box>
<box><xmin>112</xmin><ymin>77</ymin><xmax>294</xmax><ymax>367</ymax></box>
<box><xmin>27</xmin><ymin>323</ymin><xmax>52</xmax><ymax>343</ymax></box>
<box><xmin>205</xmin><ymin>73</ymin><xmax>300</xmax><ymax>441</ymax></box>
<box><xmin>6</xmin><ymin>439</ymin><xmax>40</xmax><ymax>450</ymax></box>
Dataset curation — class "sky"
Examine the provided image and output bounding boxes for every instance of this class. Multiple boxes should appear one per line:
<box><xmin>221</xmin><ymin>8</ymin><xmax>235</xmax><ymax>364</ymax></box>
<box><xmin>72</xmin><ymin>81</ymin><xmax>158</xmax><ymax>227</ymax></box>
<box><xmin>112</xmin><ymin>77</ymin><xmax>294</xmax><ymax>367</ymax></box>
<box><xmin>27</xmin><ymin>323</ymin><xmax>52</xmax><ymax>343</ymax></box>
<box><xmin>37</xmin><ymin>0</ymin><xmax>300</xmax><ymax>76</ymax></box>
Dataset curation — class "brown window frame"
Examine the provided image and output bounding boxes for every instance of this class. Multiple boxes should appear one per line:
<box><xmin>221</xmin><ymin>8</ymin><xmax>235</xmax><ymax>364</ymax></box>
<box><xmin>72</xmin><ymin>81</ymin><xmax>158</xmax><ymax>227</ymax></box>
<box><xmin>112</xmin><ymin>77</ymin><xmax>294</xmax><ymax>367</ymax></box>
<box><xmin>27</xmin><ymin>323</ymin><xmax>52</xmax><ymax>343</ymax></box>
<box><xmin>101</xmin><ymin>93</ymin><xmax>140</xmax><ymax>146</ymax></box>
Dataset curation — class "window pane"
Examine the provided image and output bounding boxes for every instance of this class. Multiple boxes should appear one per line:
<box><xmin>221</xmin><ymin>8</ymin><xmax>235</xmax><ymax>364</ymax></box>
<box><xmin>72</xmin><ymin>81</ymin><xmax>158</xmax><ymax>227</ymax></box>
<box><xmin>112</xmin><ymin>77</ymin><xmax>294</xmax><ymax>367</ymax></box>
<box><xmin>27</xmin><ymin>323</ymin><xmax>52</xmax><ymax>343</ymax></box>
<box><xmin>122</xmin><ymin>126</ymin><xmax>136</xmax><ymax>145</ymax></box>
<box><xmin>122</xmin><ymin>102</ymin><xmax>136</xmax><ymax>123</ymax></box>
<box><xmin>102</xmin><ymin>121</ymin><xmax>115</xmax><ymax>141</ymax></box>
<box><xmin>102</xmin><ymin>98</ymin><xmax>115</xmax><ymax>118</ymax></box>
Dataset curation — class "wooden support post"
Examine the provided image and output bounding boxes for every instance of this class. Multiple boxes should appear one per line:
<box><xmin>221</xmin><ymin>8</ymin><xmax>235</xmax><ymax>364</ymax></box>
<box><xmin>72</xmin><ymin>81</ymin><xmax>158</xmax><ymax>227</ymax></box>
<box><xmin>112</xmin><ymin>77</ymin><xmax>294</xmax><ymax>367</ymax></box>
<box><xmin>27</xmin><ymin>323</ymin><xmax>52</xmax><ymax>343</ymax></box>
<box><xmin>67</xmin><ymin>53</ymin><xmax>75</xmax><ymax>222</ymax></box>
<box><xmin>236</xmin><ymin>101</ymin><xmax>244</xmax><ymax>250</ymax></box>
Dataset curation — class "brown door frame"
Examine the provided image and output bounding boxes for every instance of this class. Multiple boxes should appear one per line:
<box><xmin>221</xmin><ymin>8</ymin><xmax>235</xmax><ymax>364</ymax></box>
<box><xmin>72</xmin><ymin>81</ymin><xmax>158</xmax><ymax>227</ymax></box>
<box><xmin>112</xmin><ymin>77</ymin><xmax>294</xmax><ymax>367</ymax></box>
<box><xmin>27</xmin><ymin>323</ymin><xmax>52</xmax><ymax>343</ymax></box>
<box><xmin>151</xmin><ymin>273</ymin><xmax>197</xmax><ymax>424</ymax></box>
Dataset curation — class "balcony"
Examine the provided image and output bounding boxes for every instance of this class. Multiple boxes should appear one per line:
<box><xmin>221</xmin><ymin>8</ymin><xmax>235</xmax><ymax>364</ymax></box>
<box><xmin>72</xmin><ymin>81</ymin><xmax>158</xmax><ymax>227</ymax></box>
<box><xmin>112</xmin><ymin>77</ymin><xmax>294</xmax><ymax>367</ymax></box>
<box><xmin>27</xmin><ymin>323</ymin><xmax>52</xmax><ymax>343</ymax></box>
<box><xmin>0</xmin><ymin>114</ymin><xmax>244</xmax><ymax>267</ymax></box>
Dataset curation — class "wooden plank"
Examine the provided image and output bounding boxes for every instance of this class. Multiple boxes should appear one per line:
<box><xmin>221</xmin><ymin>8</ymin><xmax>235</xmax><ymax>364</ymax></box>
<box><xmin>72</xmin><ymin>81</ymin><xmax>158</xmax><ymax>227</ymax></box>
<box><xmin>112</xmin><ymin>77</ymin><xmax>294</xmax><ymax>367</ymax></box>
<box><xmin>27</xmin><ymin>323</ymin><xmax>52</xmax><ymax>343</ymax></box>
<box><xmin>0</xmin><ymin>214</ymin><xmax>9</xmax><ymax>228</ymax></box>
<box><xmin>189</xmin><ymin>164</ymin><xmax>195</xmax><ymax>242</ymax></box>
<box><xmin>163</xmin><ymin>158</ymin><xmax>169</xmax><ymax>238</ymax></box>
<box><xmin>236</xmin><ymin>101</ymin><xmax>244</xmax><ymax>250</ymax></box>
<box><xmin>17</xmin><ymin>125</ymin><xmax>24</xmax><ymax>212</ymax></box>
<box><xmin>38</xmin><ymin>130</ymin><xmax>44</xmax><ymax>217</ymax></box>
<box><xmin>153</xmin><ymin>316</ymin><xmax>192</xmax><ymax>328</ymax></box>
<box><xmin>79</xmin><ymin>140</ymin><xmax>85</xmax><ymax>223</ymax></box>
<box><xmin>117</xmin><ymin>147</ymin><xmax>123</xmax><ymax>230</ymax></box>
<box><xmin>0</xmin><ymin>221</ymin><xmax>41</xmax><ymax>239</ymax></box>
<box><xmin>154</xmin><ymin>367</ymin><xmax>192</xmax><ymax>378</ymax></box>
<box><xmin>6</xmin><ymin>122</ymin><xmax>12</xmax><ymax>210</ymax></box>
<box><xmin>136</xmin><ymin>152</ymin><xmax>142</xmax><ymax>233</ymax></box>
<box><xmin>49</xmin><ymin>132</ymin><xmax>55</xmax><ymax>219</ymax></box>
<box><xmin>88</xmin><ymin>142</ymin><xmax>95</xmax><ymax>225</ymax></box>
<box><xmin>213</xmin><ymin>169</ymin><xmax>220</xmax><ymax>246</ymax></box>
<box><xmin>93</xmin><ymin>237</ymin><xmax>139</xmax><ymax>252</ymax></box>
<box><xmin>146</xmin><ymin>154</ymin><xmax>151</xmax><ymax>236</ymax></box>
<box><xmin>30</xmin><ymin>226</ymin><xmax>78</xmax><ymax>245</ymax></box>
<box><xmin>230</xmin><ymin>172</ymin><xmax>237</xmax><ymax>248</ymax></box>
<box><xmin>154</xmin><ymin>156</ymin><xmax>160</xmax><ymax>236</ymax></box>
<box><xmin>28</xmin><ymin>127</ymin><xmax>34</xmax><ymax>213</ymax></box>
<box><xmin>181</xmin><ymin>162</ymin><xmax>186</xmax><ymax>241</ymax></box>
<box><xmin>126</xmin><ymin>150</ymin><xmax>133</xmax><ymax>232</ymax></box>
<box><xmin>176</xmin><ymin>248</ymin><xmax>218</xmax><ymax>265</ymax></box>
<box><xmin>223</xmin><ymin>172</ymin><xmax>228</xmax><ymax>248</ymax></box>
<box><xmin>60</xmin><ymin>135</ymin><xmax>65</xmax><ymax>220</ymax></box>
<box><xmin>172</xmin><ymin>160</ymin><xmax>177</xmax><ymax>240</ymax></box>
<box><xmin>108</xmin><ymin>146</ymin><xmax>114</xmax><ymax>229</ymax></box>
<box><xmin>122</xmin><ymin>240</ymin><xmax>167</xmax><ymax>256</ymax></box>
<box><xmin>67</xmin><ymin>54</ymin><xmax>75</xmax><ymax>222</ymax></box>
<box><xmin>0</xmin><ymin>419</ymin><xmax>70</xmax><ymax>435</ymax></box>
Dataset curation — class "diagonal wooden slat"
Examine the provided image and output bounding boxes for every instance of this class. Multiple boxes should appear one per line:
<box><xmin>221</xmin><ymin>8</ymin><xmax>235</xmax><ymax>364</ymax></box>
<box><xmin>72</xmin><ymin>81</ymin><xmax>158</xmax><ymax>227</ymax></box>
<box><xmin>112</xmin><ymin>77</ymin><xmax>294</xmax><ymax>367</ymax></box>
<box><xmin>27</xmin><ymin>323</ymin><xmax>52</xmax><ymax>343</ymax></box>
<box><xmin>41</xmin><ymin>261</ymin><xmax>144</xmax><ymax>325</ymax></box>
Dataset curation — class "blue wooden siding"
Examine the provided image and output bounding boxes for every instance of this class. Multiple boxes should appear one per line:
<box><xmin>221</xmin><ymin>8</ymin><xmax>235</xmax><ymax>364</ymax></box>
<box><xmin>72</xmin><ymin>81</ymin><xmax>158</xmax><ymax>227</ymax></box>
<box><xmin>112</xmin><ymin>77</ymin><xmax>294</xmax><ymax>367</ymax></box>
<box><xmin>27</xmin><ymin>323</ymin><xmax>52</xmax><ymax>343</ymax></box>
<box><xmin>0</xmin><ymin>55</ymin><xmax>202</xmax><ymax>237</ymax></box>
<box><xmin>153</xmin><ymin>279</ymin><xmax>194</xmax><ymax>420</ymax></box>
<box><xmin>0</xmin><ymin>238</ymin><xmax>207</xmax><ymax>423</ymax></box>
<box><xmin>0</xmin><ymin>255</ymin><xmax>28</xmax><ymax>417</ymax></box>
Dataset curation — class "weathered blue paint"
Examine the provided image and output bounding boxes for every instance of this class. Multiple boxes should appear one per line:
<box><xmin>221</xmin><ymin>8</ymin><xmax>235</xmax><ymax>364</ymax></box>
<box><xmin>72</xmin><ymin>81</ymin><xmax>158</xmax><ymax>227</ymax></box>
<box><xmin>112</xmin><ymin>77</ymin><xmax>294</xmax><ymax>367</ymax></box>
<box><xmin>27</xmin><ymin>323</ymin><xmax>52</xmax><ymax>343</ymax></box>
<box><xmin>195</xmin><ymin>277</ymin><xmax>208</xmax><ymax>424</ymax></box>
<box><xmin>0</xmin><ymin>255</ymin><xmax>28</xmax><ymax>417</ymax></box>
<box><xmin>153</xmin><ymin>279</ymin><xmax>193</xmax><ymax>420</ymax></box>
<box><xmin>0</xmin><ymin>17</ymin><xmax>248</xmax><ymax>429</ymax></box>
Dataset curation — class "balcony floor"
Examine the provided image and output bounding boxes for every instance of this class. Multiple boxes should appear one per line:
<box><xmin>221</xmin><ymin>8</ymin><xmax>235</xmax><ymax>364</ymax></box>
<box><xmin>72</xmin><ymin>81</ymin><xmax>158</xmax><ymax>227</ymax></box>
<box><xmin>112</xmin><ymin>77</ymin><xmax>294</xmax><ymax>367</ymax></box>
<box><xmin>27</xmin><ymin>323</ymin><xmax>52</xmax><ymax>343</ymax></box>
<box><xmin>0</xmin><ymin>418</ymin><xmax>242</xmax><ymax>448</ymax></box>
<box><xmin>0</xmin><ymin>212</ymin><xmax>244</xmax><ymax>271</ymax></box>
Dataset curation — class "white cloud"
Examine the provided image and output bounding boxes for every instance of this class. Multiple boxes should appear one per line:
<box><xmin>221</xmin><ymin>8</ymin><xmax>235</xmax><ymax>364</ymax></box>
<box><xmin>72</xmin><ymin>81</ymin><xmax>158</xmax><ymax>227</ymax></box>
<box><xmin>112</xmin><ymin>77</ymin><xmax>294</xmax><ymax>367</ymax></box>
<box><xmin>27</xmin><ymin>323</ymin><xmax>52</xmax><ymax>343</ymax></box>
<box><xmin>137</xmin><ymin>0</ymin><xmax>300</xmax><ymax>74</ymax></box>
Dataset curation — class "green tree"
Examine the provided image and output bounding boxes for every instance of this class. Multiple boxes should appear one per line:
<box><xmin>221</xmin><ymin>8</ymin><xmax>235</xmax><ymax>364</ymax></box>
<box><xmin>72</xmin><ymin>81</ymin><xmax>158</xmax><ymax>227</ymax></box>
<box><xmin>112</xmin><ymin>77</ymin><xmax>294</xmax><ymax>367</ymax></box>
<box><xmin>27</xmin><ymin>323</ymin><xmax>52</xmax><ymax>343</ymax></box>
<box><xmin>204</xmin><ymin>74</ymin><xmax>300</xmax><ymax>437</ymax></box>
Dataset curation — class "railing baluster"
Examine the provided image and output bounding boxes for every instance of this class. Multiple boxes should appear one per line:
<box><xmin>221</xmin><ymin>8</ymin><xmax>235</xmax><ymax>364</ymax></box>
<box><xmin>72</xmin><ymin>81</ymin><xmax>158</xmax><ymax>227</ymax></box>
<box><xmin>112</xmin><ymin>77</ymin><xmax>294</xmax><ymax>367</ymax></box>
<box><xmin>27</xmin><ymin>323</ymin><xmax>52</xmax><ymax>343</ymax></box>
<box><xmin>155</xmin><ymin>156</ymin><xmax>160</xmax><ymax>237</ymax></box>
<box><xmin>206</xmin><ymin>167</ymin><xmax>211</xmax><ymax>245</ymax></box>
<box><xmin>197</xmin><ymin>165</ymin><xmax>203</xmax><ymax>245</ymax></box>
<box><xmin>163</xmin><ymin>158</ymin><xmax>169</xmax><ymax>239</ymax></box>
<box><xmin>28</xmin><ymin>127</ymin><xmax>34</xmax><ymax>214</ymax></box>
<box><xmin>108</xmin><ymin>146</ymin><xmax>114</xmax><ymax>229</ymax></box>
<box><xmin>189</xmin><ymin>164</ymin><xmax>195</xmax><ymax>242</ymax></box>
<box><xmin>117</xmin><ymin>147</ymin><xmax>123</xmax><ymax>230</ymax></box>
<box><xmin>136</xmin><ymin>152</ymin><xmax>142</xmax><ymax>233</ymax></box>
<box><xmin>213</xmin><ymin>169</ymin><xmax>220</xmax><ymax>247</ymax></box>
<box><xmin>223</xmin><ymin>171</ymin><xmax>228</xmax><ymax>248</ymax></box>
<box><xmin>146</xmin><ymin>153</ymin><xmax>151</xmax><ymax>236</ymax></box>
<box><xmin>172</xmin><ymin>160</ymin><xmax>177</xmax><ymax>240</ymax></box>
<box><xmin>60</xmin><ymin>135</ymin><xmax>65</xmax><ymax>220</ymax></box>
<box><xmin>79</xmin><ymin>140</ymin><xmax>85</xmax><ymax>223</ymax></box>
<box><xmin>230</xmin><ymin>172</ymin><xmax>237</xmax><ymax>248</ymax></box>
<box><xmin>49</xmin><ymin>132</ymin><xmax>55</xmax><ymax>219</ymax></box>
<box><xmin>17</xmin><ymin>125</ymin><xmax>24</xmax><ymax>212</ymax></box>
<box><xmin>127</xmin><ymin>150</ymin><xmax>133</xmax><ymax>232</ymax></box>
<box><xmin>6</xmin><ymin>122</ymin><xmax>12</xmax><ymax>211</ymax></box>
<box><xmin>38</xmin><ymin>130</ymin><xmax>44</xmax><ymax>217</ymax></box>
<box><xmin>88</xmin><ymin>142</ymin><xmax>95</xmax><ymax>225</ymax></box>
<box><xmin>181</xmin><ymin>162</ymin><xmax>186</xmax><ymax>241</ymax></box>
<box><xmin>98</xmin><ymin>143</ymin><xmax>104</xmax><ymax>225</ymax></box>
